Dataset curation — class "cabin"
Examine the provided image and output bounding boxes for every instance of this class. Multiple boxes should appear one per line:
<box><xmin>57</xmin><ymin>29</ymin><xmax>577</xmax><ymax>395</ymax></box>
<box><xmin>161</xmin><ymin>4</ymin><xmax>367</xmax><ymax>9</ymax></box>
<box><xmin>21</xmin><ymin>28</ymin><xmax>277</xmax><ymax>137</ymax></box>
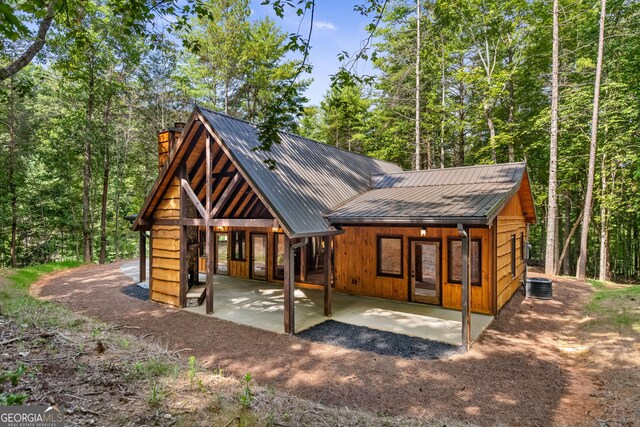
<box><xmin>132</xmin><ymin>106</ymin><xmax>536</xmax><ymax>347</ymax></box>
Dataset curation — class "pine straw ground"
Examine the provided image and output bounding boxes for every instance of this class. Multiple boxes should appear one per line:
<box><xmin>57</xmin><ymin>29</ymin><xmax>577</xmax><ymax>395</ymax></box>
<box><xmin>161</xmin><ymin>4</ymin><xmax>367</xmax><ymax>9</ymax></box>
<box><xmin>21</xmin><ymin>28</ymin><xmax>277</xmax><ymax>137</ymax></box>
<box><xmin>0</xmin><ymin>262</ymin><xmax>638</xmax><ymax>426</ymax></box>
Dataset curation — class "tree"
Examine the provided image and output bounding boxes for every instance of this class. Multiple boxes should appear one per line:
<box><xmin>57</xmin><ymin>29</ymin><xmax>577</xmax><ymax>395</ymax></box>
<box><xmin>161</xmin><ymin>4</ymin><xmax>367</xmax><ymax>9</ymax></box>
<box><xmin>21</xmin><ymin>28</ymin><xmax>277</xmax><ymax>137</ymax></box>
<box><xmin>576</xmin><ymin>0</ymin><xmax>607</xmax><ymax>280</ymax></box>
<box><xmin>545</xmin><ymin>0</ymin><xmax>560</xmax><ymax>275</ymax></box>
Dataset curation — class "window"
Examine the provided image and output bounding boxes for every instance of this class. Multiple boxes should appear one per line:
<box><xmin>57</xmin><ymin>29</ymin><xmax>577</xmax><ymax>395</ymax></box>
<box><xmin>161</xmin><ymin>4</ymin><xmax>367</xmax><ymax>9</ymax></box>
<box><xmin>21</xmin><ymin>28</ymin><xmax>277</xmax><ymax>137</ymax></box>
<box><xmin>231</xmin><ymin>230</ymin><xmax>246</xmax><ymax>261</ymax></box>
<box><xmin>520</xmin><ymin>232</ymin><xmax>525</xmax><ymax>260</ymax></box>
<box><xmin>447</xmin><ymin>238</ymin><xmax>481</xmax><ymax>286</ymax></box>
<box><xmin>377</xmin><ymin>236</ymin><xmax>403</xmax><ymax>277</ymax></box>
<box><xmin>199</xmin><ymin>230</ymin><xmax>206</xmax><ymax>257</ymax></box>
<box><xmin>511</xmin><ymin>234</ymin><xmax>517</xmax><ymax>276</ymax></box>
<box><xmin>274</xmin><ymin>233</ymin><xmax>285</xmax><ymax>279</ymax></box>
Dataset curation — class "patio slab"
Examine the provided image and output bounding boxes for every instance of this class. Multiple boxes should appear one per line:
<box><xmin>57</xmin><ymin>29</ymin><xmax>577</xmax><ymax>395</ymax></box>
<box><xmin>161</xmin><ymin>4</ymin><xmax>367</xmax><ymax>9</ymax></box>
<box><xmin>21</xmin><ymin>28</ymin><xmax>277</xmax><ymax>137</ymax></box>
<box><xmin>185</xmin><ymin>275</ymin><xmax>493</xmax><ymax>345</ymax></box>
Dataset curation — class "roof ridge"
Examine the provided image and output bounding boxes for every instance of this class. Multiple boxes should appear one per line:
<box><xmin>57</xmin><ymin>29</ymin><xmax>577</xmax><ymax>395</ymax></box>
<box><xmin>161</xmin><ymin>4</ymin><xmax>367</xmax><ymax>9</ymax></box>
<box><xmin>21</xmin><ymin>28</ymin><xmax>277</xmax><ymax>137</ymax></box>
<box><xmin>371</xmin><ymin>161</ymin><xmax>526</xmax><ymax>176</ymax></box>
<box><xmin>375</xmin><ymin>180</ymin><xmax>517</xmax><ymax>189</ymax></box>
<box><xmin>198</xmin><ymin>105</ymin><xmax>401</xmax><ymax>169</ymax></box>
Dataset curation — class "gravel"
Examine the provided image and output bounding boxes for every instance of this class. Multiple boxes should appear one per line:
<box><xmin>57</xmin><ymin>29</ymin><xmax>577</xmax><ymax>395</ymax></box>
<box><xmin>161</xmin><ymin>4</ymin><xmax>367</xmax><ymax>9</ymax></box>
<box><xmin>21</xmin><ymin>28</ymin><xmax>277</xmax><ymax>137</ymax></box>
<box><xmin>121</xmin><ymin>283</ymin><xmax>150</xmax><ymax>301</ymax></box>
<box><xmin>298</xmin><ymin>320</ymin><xmax>463</xmax><ymax>360</ymax></box>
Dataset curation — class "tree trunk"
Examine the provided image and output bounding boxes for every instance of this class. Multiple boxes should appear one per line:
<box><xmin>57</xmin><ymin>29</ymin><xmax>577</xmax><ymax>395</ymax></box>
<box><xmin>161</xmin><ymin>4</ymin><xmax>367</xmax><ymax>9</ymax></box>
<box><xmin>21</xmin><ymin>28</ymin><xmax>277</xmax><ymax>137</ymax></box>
<box><xmin>556</xmin><ymin>207</ymin><xmax>584</xmax><ymax>276</ymax></box>
<box><xmin>82</xmin><ymin>61</ymin><xmax>95</xmax><ymax>263</ymax></box>
<box><xmin>98</xmin><ymin>95</ymin><xmax>113</xmax><ymax>265</ymax></box>
<box><xmin>456</xmin><ymin>56</ymin><xmax>465</xmax><ymax>166</ymax></box>
<box><xmin>484</xmin><ymin>104</ymin><xmax>497</xmax><ymax>163</ymax></box>
<box><xmin>0</xmin><ymin>2</ymin><xmax>56</xmax><ymax>81</ymax></box>
<box><xmin>507</xmin><ymin>78</ymin><xmax>515</xmax><ymax>162</ymax></box>
<box><xmin>577</xmin><ymin>0</ymin><xmax>607</xmax><ymax>279</ymax></box>
<box><xmin>415</xmin><ymin>0</ymin><xmax>421</xmax><ymax>171</ymax></box>
<box><xmin>440</xmin><ymin>38</ymin><xmax>446</xmax><ymax>169</ymax></box>
<box><xmin>598</xmin><ymin>154</ymin><xmax>609</xmax><ymax>281</ymax></box>
<box><xmin>546</xmin><ymin>0</ymin><xmax>560</xmax><ymax>275</ymax></box>
<box><xmin>8</xmin><ymin>79</ymin><xmax>18</xmax><ymax>268</ymax></box>
<box><xmin>561</xmin><ymin>197</ymin><xmax>571</xmax><ymax>275</ymax></box>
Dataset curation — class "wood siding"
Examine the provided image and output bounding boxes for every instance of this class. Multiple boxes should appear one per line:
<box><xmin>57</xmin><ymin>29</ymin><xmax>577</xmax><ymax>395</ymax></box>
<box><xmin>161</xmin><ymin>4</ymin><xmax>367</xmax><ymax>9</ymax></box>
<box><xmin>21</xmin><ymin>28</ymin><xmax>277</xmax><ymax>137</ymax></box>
<box><xmin>496</xmin><ymin>192</ymin><xmax>527</xmax><ymax>310</ymax></box>
<box><xmin>333</xmin><ymin>226</ymin><xmax>494</xmax><ymax>314</ymax></box>
<box><xmin>150</xmin><ymin>177</ymin><xmax>181</xmax><ymax>307</ymax></box>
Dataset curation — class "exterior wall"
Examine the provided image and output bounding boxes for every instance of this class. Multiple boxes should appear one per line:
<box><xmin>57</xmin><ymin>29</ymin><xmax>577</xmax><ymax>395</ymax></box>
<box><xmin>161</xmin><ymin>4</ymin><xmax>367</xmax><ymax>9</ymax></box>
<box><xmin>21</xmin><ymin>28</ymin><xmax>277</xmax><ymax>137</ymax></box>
<box><xmin>496</xmin><ymin>193</ymin><xmax>527</xmax><ymax>310</ymax></box>
<box><xmin>150</xmin><ymin>177</ymin><xmax>181</xmax><ymax>307</ymax></box>
<box><xmin>333</xmin><ymin>226</ymin><xmax>494</xmax><ymax>314</ymax></box>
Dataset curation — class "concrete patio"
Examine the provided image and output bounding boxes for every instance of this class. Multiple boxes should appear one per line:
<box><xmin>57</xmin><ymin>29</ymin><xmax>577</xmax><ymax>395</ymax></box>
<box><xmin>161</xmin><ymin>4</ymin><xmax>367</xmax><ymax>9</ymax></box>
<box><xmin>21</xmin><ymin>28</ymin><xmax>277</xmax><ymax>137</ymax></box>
<box><xmin>184</xmin><ymin>275</ymin><xmax>493</xmax><ymax>345</ymax></box>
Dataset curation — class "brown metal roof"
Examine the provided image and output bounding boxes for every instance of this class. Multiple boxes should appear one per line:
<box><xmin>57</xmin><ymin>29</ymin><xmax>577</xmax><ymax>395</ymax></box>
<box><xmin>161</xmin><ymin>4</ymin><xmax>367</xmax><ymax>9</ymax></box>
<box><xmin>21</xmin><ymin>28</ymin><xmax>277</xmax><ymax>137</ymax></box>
<box><xmin>195</xmin><ymin>107</ymin><xmax>402</xmax><ymax>236</ymax></box>
<box><xmin>326</xmin><ymin>162</ymin><xmax>531</xmax><ymax>225</ymax></box>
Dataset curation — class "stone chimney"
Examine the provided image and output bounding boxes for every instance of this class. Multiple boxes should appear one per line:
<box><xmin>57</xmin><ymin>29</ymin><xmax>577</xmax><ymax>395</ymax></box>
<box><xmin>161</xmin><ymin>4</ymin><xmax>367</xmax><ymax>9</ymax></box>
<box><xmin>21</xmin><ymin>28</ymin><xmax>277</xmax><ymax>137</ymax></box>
<box><xmin>157</xmin><ymin>122</ymin><xmax>186</xmax><ymax>171</ymax></box>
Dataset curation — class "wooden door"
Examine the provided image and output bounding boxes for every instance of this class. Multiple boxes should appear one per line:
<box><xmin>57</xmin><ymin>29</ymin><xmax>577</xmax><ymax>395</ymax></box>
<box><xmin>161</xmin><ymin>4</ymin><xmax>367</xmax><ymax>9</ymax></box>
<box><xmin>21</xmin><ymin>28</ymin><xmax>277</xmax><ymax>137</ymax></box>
<box><xmin>411</xmin><ymin>240</ymin><xmax>441</xmax><ymax>305</ymax></box>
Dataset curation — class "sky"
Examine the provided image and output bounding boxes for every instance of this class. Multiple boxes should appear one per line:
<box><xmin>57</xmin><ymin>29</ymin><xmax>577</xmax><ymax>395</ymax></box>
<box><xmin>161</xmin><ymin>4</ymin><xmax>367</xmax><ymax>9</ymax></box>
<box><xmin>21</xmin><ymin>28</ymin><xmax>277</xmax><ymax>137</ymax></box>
<box><xmin>250</xmin><ymin>0</ymin><xmax>378</xmax><ymax>106</ymax></box>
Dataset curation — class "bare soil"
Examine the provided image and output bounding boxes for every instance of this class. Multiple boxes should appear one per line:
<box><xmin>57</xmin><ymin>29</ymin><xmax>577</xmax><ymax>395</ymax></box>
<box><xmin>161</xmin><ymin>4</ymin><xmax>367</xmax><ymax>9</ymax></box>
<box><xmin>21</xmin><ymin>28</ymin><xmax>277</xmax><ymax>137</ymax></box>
<box><xmin>27</xmin><ymin>262</ymin><xmax>639</xmax><ymax>426</ymax></box>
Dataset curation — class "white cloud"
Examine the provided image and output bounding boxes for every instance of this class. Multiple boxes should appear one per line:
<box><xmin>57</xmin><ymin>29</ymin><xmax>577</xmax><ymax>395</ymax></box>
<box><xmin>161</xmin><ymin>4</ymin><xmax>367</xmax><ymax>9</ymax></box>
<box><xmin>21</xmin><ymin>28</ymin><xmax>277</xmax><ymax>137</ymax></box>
<box><xmin>316</xmin><ymin>21</ymin><xmax>337</xmax><ymax>31</ymax></box>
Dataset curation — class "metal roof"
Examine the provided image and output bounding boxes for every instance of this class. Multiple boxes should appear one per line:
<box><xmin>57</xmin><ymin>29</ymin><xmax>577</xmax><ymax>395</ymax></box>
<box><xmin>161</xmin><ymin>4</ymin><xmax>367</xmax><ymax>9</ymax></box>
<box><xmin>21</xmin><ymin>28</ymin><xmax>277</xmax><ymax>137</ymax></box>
<box><xmin>326</xmin><ymin>163</ymin><xmax>528</xmax><ymax>226</ymax></box>
<box><xmin>198</xmin><ymin>107</ymin><xmax>402</xmax><ymax>237</ymax></box>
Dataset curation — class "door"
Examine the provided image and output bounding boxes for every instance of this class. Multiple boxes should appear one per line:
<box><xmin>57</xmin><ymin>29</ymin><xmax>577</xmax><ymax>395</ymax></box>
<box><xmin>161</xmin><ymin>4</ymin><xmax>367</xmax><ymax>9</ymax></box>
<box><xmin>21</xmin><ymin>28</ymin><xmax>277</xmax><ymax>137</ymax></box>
<box><xmin>251</xmin><ymin>233</ymin><xmax>268</xmax><ymax>280</ymax></box>
<box><xmin>411</xmin><ymin>240</ymin><xmax>441</xmax><ymax>305</ymax></box>
<box><xmin>215</xmin><ymin>233</ymin><xmax>229</xmax><ymax>275</ymax></box>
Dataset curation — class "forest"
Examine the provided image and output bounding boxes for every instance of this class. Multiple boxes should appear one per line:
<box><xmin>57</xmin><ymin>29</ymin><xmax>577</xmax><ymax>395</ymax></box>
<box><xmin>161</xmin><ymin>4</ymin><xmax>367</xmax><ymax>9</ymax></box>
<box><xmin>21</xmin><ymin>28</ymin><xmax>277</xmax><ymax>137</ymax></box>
<box><xmin>0</xmin><ymin>0</ymin><xmax>638</xmax><ymax>282</ymax></box>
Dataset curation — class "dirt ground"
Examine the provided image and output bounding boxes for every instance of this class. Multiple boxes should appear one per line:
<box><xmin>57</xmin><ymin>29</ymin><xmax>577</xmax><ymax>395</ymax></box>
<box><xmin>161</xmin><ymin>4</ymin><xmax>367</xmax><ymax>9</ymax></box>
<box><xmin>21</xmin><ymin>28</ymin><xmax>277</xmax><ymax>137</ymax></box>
<box><xmin>29</xmin><ymin>262</ymin><xmax>639</xmax><ymax>426</ymax></box>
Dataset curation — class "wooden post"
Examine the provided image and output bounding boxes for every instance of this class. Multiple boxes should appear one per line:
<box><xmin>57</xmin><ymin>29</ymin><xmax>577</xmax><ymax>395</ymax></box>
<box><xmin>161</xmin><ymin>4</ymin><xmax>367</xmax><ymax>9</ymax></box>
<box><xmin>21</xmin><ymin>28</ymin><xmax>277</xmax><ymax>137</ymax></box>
<box><xmin>139</xmin><ymin>231</ymin><xmax>146</xmax><ymax>283</ymax></box>
<box><xmin>300</xmin><ymin>242</ymin><xmax>307</xmax><ymax>282</ymax></box>
<box><xmin>458</xmin><ymin>224</ymin><xmax>471</xmax><ymax>350</ymax></box>
<box><xmin>205</xmin><ymin>135</ymin><xmax>214</xmax><ymax>314</ymax></box>
<box><xmin>148</xmin><ymin>229</ymin><xmax>153</xmax><ymax>300</ymax></box>
<box><xmin>283</xmin><ymin>236</ymin><xmax>294</xmax><ymax>334</ymax></box>
<box><xmin>179</xmin><ymin>164</ymin><xmax>188</xmax><ymax>308</ymax></box>
<box><xmin>323</xmin><ymin>235</ymin><xmax>333</xmax><ymax>317</ymax></box>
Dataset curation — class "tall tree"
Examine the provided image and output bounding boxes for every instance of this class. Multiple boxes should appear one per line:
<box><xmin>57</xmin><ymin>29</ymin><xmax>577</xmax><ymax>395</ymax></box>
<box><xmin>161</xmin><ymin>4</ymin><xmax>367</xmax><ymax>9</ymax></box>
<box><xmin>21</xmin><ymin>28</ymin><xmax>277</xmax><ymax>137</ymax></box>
<box><xmin>545</xmin><ymin>0</ymin><xmax>560</xmax><ymax>275</ymax></box>
<box><xmin>577</xmin><ymin>0</ymin><xmax>607</xmax><ymax>280</ymax></box>
<box><xmin>415</xmin><ymin>0</ymin><xmax>422</xmax><ymax>170</ymax></box>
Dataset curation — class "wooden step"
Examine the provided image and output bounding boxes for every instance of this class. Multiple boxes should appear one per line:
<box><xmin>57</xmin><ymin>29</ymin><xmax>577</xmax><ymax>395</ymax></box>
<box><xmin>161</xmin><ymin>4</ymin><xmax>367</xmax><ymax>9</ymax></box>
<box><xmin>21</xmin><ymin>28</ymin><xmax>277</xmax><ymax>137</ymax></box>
<box><xmin>186</xmin><ymin>284</ymin><xmax>206</xmax><ymax>307</ymax></box>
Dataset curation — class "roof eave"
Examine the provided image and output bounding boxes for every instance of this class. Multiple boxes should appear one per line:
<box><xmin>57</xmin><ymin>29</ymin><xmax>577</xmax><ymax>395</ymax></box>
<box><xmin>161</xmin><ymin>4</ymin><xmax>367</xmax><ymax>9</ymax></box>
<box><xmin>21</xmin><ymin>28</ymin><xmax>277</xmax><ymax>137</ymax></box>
<box><xmin>326</xmin><ymin>216</ymin><xmax>490</xmax><ymax>226</ymax></box>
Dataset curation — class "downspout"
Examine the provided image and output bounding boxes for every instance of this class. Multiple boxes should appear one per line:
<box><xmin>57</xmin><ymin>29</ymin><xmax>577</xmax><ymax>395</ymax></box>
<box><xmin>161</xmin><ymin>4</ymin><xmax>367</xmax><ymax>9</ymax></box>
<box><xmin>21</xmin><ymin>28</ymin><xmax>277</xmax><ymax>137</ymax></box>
<box><xmin>457</xmin><ymin>224</ymin><xmax>471</xmax><ymax>350</ymax></box>
<box><xmin>287</xmin><ymin>237</ymin><xmax>308</xmax><ymax>335</ymax></box>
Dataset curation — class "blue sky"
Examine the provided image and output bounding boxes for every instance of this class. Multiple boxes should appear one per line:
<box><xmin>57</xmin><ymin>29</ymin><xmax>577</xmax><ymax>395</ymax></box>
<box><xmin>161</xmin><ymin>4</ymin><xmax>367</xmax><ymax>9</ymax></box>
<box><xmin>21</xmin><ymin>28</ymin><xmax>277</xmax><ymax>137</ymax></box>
<box><xmin>250</xmin><ymin>1</ymin><xmax>377</xmax><ymax>105</ymax></box>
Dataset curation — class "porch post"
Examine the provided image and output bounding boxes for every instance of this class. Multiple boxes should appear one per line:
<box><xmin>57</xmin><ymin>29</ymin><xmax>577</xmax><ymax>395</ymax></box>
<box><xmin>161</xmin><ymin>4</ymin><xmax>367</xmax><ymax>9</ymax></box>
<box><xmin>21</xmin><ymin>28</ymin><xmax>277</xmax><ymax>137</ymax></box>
<box><xmin>148</xmin><ymin>229</ymin><xmax>153</xmax><ymax>300</ymax></box>
<box><xmin>323</xmin><ymin>235</ymin><xmax>333</xmax><ymax>317</ymax></box>
<box><xmin>139</xmin><ymin>231</ymin><xmax>146</xmax><ymax>283</ymax></box>
<box><xmin>458</xmin><ymin>224</ymin><xmax>471</xmax><ymax>350</ymax></box>
<box><xmin>283</xmin><ymin>235</ymin><xmax>294</xmax><ymax>334</ymax></box>
<box><xmin>205</xmin><ymin>135</ymin><xmax>214</xmax><ymax>314</ymax></box>
<box><xmin>300</xmin><ymin>243</ymin><xmax>307</xmax><ymax>282</ymax></box>
<box><xmin>179</xmin><ymin>164</ymin><xmax>188</xmax><ymax>308</ymax></box>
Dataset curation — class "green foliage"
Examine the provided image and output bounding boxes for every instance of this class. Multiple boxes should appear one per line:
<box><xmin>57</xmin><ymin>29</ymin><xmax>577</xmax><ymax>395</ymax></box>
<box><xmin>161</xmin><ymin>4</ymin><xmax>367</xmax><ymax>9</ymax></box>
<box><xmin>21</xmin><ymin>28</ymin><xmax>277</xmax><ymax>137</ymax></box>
<box><xmin>188</xmin><ymin>355</ymin><xmax>198</xmax><ymax>383</ymax></box>
<box><xmin>238</xmin><ymin>373</ymin><xmax>254</xmax><ymax>409</ymax></box>
<box><xmin>147</xmin><ymin>381</ymin><xmax>166</xmax><ymax>407</ymax></box>
<box><xmin>127</xmin><ymin>358</ymin><xmax>173</xmax><ymax>381</ymax></box>
<box><xmin>0</xmin><ymin>364</ymin><xmax>29</xmax><ymax>406</ymax></box>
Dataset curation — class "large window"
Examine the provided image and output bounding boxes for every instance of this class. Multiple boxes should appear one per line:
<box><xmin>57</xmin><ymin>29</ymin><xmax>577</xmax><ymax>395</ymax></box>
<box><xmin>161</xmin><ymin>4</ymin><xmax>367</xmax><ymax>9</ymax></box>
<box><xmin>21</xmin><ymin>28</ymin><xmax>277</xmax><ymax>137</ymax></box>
<box><xmin>274</xmin><ymin>233</ymin><xmax>285</xmax><ymax>279</ymax></box>
<box><xmin>448</xmin><ymin>238</ymin><xmax>481</xmax><ymax>286</ymax></box>
<box><xmin>377</xmin><ymin>236</ymin><xmax>403</xmax><ymax>277</ymax></box>
<box><xmin>231</xmin><ymin>230</ymin><xmax>246</xmax><ymax>261</ymax></box>
<box><xmin>511</xmin><ymin>234</ymin><xmax>516</xmax><ymax>276</ymax></box>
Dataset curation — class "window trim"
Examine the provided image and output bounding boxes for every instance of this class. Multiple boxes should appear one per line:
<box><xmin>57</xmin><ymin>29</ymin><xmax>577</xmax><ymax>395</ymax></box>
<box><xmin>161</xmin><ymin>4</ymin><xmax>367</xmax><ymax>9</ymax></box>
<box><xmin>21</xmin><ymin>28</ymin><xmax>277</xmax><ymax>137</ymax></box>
<box><xmin>447</xmin><ymin>237</ymin><xmax>482</xmax><ymax>287</ymax></box>
<box><xmin>230</xmin><ymin>230</ymin><xmax>246</xmax><ymax>261</ymax></box>
<box><xmin>511</xmin><ymin>234</ymin><xmax>517</xmax><ymax>277</ymax></box>
<box><xmin>376</xmin><ymin>235</ymin><xmax>404</xmax><ymax>278</ymax></box>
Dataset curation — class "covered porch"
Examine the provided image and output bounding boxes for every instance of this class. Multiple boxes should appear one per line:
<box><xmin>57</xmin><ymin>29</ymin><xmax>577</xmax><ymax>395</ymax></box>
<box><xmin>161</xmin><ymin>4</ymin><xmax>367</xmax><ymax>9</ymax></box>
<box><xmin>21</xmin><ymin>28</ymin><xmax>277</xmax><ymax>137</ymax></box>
<box><xmin>183</xmin><ymin>275</ymin><xmax>493</xmax><ymax>346</ymax></box>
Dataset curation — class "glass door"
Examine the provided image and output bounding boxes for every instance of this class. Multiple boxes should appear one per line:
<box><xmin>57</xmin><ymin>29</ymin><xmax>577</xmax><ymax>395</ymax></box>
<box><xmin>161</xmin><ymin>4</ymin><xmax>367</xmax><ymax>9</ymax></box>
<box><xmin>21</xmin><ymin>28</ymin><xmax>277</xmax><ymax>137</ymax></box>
<box><xmin>251</xmin><ymin>233</ymin><xmax>268</xmax><ymax>280</ymax></box>
<box><xmin>215</xmin><ymin>233</ymin><xmax>229</xmax><ymax>275</ymax></box>
<box><xmin>411</xmin><ymin>240</ymin><xmax>441</xmax><ymax>305</ymax></box>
